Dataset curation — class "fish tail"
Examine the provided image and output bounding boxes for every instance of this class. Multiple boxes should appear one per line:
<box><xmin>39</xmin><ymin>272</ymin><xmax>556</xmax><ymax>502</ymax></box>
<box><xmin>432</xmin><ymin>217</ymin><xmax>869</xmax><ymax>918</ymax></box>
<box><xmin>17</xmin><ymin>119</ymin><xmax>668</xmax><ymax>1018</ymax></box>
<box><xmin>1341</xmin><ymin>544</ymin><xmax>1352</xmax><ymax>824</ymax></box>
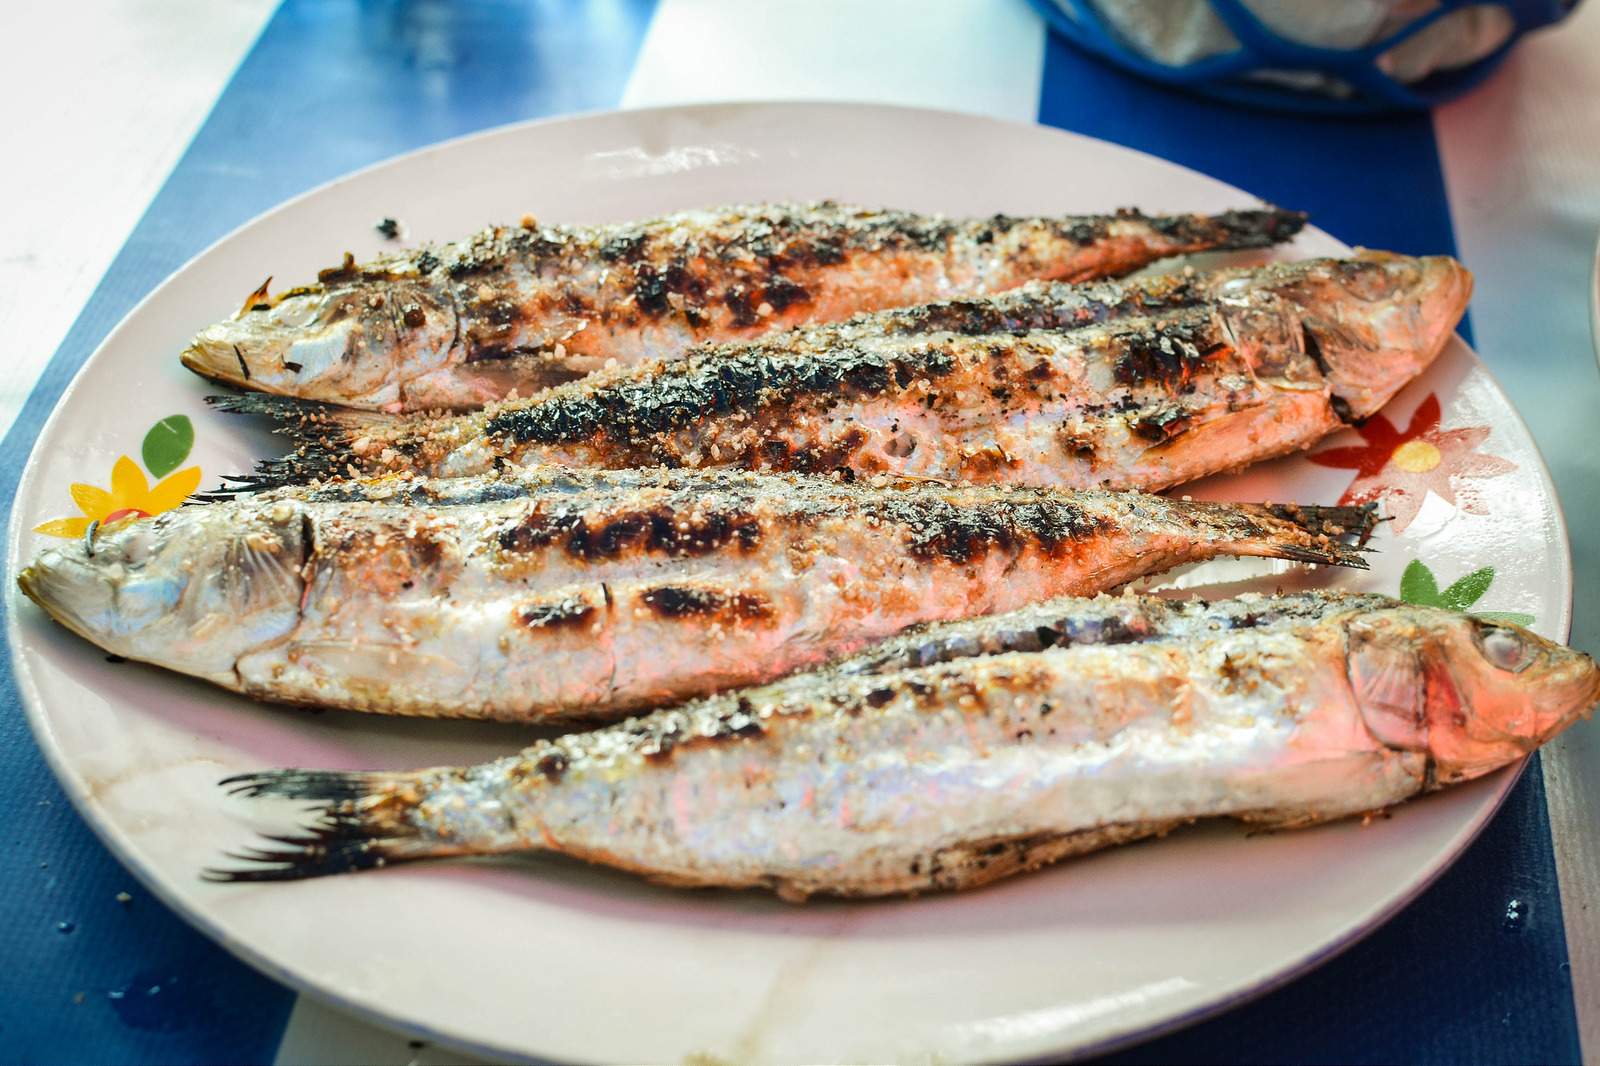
<box><xmin>1133</xmin><ymin>207</ymin><xmax>1308</xmax><ymax>252</ymax></box>
<box><xmin>1212</xmin><ymin>207</ymin><xmax>1309</xmax><ymax>248</ymax></box>
<box><xmin>205</xmin><ymin>394</ymin><xmax>402</xmax><ymax>491</ymax></box>
<box><xmin>1254</xmin><ymin>501</ymin><xmax>1379</xmax><ymax>543</ymax></box>
<box><xmin>205</xmin><ymin>768</ymin><xmax>453</xmax><ymax>881</ymax></box>
<box><xmin>1169</xmin><ymin>499</ymin><xmax>1374</xmax><ymax>570</ymax></box>
<box><xmin>1240</xmin><ymin>501</ymin><xmax>1376</xmax><ymax>568</ymax></box>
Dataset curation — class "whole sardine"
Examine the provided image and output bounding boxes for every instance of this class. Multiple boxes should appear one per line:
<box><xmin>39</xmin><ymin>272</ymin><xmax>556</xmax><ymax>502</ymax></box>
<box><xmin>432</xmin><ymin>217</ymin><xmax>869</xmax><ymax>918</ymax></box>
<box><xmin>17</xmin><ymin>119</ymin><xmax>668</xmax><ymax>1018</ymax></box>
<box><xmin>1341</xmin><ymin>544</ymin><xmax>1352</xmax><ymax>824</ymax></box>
<box><xmin>16</xmin><ymin>469</ymin><xmax>1369</xmax><ymax>723</ymax></box>
<box><xmin>210</xmin><ymin>592</ymin><xmax>1599</xmax><ymax>899</ymax></box>
<box><xmin>180</xmin><ymin>201</ymin><xmax>1305</xmax><ymax>412</ymax></box>
<box><xmin>216</xmin><ymin>252</ymin><xmax>1468</xmax><ymax>493</ymax></box>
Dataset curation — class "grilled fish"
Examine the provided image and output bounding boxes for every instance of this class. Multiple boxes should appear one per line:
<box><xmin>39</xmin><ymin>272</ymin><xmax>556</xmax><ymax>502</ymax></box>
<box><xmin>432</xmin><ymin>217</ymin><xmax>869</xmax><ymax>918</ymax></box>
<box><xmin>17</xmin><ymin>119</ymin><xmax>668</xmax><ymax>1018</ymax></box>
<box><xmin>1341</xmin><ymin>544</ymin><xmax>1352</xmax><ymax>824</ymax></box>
<box><xmin>16</xmin><ymin>469</ymin><xmax>1370</xmax><ymax>723</ymax></box>
<box><xmin>210</xmin><ymin>592</ymin><xmax>1599</xmax><ymax>899</ymax></box>
<box><xmin>217</xmin><ymin>252</ymin><xmax>1469</xmax><ymax>493</ymax></box>
<box><xmin>180</xmin><ymin>201</ymin><xmax>1306</xmax><ymax>412</ymax></box>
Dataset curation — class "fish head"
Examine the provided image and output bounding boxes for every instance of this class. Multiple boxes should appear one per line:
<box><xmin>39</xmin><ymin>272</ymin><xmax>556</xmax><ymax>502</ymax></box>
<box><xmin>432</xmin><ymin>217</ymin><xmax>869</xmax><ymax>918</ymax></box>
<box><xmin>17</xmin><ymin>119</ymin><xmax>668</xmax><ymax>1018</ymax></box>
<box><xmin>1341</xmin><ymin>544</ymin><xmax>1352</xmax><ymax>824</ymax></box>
<box><xmin>16</xmin><ymin>501</ymin><xmax>307</xmax><ymax>683</ymax></box>
<box><xmin>1224</xmin><ymin>251</ymin><xmax>1473</xmax><ymax>419</ymax></box>
<box><xmin>180</xmin><ymin>276</ymin><xmax>457</xmax><ymax>409</ymax></box>
<box><xmin>1346</xmin><ymin>603</ymin><xmax>1598</xmax><ymax>785</ymax></box>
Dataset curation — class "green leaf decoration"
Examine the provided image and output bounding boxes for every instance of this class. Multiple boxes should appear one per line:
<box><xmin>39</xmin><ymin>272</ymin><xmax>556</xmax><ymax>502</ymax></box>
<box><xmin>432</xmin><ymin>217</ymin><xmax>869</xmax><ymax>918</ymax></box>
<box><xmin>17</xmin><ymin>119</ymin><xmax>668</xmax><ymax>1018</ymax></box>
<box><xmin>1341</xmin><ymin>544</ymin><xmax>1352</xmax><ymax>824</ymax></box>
<box><xmin>1399</xmin><ymin>559</ymin><xmax>1440</xmax><ymax>606</ymax></box>
<box><xmin>1398</xmin><ymin>560</ymin><xmax>1534</xmax><ymax>627</ymax></box>
<box><xmin>142</xmin><ymin>415</ymin><xmax>194</xmax><ymax>479</ymax></box>
<box><xmin>1474</xmin><ymin>611</ymin><xmax>1536</xmax><ymax>627</ymax></box>
<box><xmin>1441</xmin><ymin>567</ymin><xmax>1495</xmax><ymax>611</ymax></box>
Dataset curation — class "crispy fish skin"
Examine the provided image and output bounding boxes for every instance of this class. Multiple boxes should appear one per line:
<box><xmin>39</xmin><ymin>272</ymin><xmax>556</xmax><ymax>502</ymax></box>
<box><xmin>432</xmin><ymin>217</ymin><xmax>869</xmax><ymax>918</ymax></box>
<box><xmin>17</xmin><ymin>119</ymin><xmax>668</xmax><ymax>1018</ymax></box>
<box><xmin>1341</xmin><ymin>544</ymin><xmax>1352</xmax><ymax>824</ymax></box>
<box><xmin>217</xmin><ymin>251</ymin><xmax>1469</xmax><ymax>493</ymax></box>
<box><xmin>212</xmin><ymin>594</ymin><xmax>1600</xmax><ymax>898</ymax></box>
<box><xmin>181</xmin><ymin>201</ymin><xmax>1306</xmax><ymax>412</ymax></box>
<box><xmin>17</xmin><ymin>469</ymin><xmax>1370</xmax><ymax>723</ymax></box>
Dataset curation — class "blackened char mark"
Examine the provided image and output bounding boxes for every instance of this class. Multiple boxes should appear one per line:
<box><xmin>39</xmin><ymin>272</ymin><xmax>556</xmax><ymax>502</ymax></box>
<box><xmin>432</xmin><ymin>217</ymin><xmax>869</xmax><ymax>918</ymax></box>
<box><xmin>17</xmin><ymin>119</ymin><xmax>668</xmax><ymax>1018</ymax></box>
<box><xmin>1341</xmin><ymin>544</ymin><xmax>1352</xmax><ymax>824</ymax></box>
<box><xmin>877</xmin><ymin>496</ymin><xmax>1110</xmax><ymax>563</ymax></box>
<box><xmin>875</xmin><ymin>274</ymin><xmax>1210</xmax><ymax>340</ymax></box>
<box><xmin>627</xmin><ymin>702</ymin><xmax>770</xmax><ymax>764</ymax></box>
<box><xmin>487</xmin><ymin>345</ymin><xmax>959</xmax><ymax>447</ymax></box>
<box><xmin>727</xmin><ymin>275</ymin><xmax>813</xmax><ymax>327</ymax></box>
<box><xmin>1132</xmin><ymin>405</ymin><xmax>1195</xmax><ymax>443</ymax></box>
<box><xmin>515</xmin><ymin>596</ymin><xmax>595</xmax><ymax>630</ymax></box>
<box><xmin>599</xmin><ymin>231</ymin><xmax>647</xmax><ymax>262</ymax></box>
<box><xmin>1052</xmin><ymin>613</ymin><xmax>1149</xmax><ymax>647</ymax></box>
<box><xmin>1111</xmin><ymin>318</ymin><xmax>1226</xmax><ymax>392</ymax></box>
<box><xmin>1141</xmin><ymin>207</ymin><xmax>1308</xmax><ymax>248</ymax></box>
<box><xmin>532</xmin><ymin>747</ymin><xmax>569</xmax><ymax>782</ymax></box>
<box><xmin>626</xmin><ymin>258</ymin><xmax>709</xmax><ymax>322</ymax></box>
<box><xmin>1049</xmin><ymin>216</ymin><xmax>1111</xmax><ymax>245</ymax></box>
<box><xmin>497</xmin><ymin>506</ymin><xmax>763</xmax><ymax>559</ymax></box>
<box><xmin>638</xmin><ymin>585</ymin><xmax>774</xmax><ymax>622</ymax></box>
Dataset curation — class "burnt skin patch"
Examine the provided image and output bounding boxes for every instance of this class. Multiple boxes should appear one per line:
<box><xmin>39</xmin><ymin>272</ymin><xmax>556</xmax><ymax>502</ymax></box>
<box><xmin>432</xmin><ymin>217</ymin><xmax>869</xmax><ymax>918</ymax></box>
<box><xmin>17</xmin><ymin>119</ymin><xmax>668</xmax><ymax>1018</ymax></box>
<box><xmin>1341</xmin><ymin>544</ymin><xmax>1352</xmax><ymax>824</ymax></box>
<box><xmin>533</xmin><ymin>747</ymin><xmax>569</xmax><ymax>782</ymax></box>
<box><xmin>638</xmin><ymin>585</ymin><xmax>774</xmax><ymax>623</ymax></box>
<box><xmin>487</xmin><ymin>345</ymin><xmax>958</xmax><ymax>447</ymax></box>
<box><xmin>1111</xmin><ymin>316</ymin><xmax>1225</xmax><ymax>392</ymax></box>
<box><xmin>515</xmin><ymin>596</ymin><xmax>595</xmax><ymax>630</ymax></box>
<box><xmin>628</xmin><ymin>703</ymin><xmax>772</xmax><ymax>765</ymax></box>
<box><xmin>1132</xmin><ymin>404</ymin><xmax>1195</xmax><ymax>443</ymax></box>
<box><xmin>496</xmin><ymin>505</ymin><xmax>762</xmax><ymax>559</ymax></box>
<box><xmin>875</xmin><ymin>495</ymin><xmax>1110</xmax><ymax>563</ymax></box>
<box><xmin>1144</xmin><ymin>207</ymin><xmax>1307</xmax><ymax>247</ymax></box>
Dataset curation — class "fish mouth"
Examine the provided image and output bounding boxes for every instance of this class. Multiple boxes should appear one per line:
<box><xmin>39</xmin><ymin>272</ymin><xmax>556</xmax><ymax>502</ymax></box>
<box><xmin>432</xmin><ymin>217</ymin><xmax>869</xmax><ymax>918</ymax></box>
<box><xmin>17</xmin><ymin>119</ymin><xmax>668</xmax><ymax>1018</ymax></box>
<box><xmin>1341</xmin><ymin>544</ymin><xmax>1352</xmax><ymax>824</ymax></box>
<box><xmin>181</xmin><ymin>333</ymin><xmax>254</xmax><ymax>389</ymax></box>
<box><xmin>16</xmin><ymin>554</ymin><xmax>129</xmax><ymax>655</ymax></box>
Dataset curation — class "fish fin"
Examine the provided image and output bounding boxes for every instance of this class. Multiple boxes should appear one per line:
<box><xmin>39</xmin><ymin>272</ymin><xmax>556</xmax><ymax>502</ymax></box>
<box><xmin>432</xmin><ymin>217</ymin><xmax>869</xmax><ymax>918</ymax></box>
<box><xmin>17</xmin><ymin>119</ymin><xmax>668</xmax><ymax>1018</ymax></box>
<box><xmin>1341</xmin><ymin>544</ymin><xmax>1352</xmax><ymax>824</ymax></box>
<box><xmin>205</xmin><ymin>394</ymin><xmax>404</xmax><ymax>492</ymax></box>
<box><xmin>1196</xmin><ymin>500</ymin><xmax>1376</xmax><ymax>570</ymax></box>
<box><xmin>205</xmin><ymin>768</ymin><xmax>439</xmax><ymax>881</ymax></box>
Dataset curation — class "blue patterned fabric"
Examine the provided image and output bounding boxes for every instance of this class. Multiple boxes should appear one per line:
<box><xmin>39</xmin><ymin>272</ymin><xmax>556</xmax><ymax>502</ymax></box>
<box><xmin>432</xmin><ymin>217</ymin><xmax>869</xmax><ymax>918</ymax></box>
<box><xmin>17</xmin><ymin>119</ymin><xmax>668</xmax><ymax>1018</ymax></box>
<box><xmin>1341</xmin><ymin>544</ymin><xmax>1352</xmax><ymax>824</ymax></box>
<box><xmin>1028</xmin><ymin>0</ymin><xmax>1575</xmax><ymax>113</ymax></box>
<box><xmin>0</xmin><ymin>2</ymin><xmax>1580</xmax><ymax>1061</ymax></box>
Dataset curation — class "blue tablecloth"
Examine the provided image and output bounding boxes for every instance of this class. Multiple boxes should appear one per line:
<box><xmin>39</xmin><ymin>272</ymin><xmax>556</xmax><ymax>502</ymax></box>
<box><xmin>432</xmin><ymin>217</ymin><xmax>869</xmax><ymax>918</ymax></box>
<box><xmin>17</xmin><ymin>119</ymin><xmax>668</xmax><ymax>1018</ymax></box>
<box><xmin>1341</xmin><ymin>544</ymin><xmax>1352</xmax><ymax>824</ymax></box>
<box><xmin>0</xmin><ymin>2</ymin><xmax>1579</xmax><ymax>1061</ymax></box>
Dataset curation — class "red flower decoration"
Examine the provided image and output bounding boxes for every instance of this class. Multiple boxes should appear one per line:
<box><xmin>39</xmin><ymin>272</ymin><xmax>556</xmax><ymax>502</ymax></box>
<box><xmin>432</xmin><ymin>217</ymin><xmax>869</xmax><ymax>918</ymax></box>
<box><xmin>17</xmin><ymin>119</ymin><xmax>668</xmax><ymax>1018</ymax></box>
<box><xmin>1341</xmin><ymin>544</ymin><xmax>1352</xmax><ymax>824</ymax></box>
<box><xmin>1308</xmin><ymin>394</ymin><xmax>1516</xmax><ymax>534</ymax></box>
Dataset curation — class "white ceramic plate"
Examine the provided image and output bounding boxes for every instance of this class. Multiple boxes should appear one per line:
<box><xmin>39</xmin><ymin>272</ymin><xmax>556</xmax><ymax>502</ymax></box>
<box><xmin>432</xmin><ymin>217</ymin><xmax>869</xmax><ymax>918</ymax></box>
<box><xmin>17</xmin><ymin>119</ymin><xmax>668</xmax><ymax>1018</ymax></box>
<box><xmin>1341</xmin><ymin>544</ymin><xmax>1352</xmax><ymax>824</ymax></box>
<box><xmin>6</xmin><ymin>103</ymin><xmax>1571</xmax><ymax>1065</ymax></box>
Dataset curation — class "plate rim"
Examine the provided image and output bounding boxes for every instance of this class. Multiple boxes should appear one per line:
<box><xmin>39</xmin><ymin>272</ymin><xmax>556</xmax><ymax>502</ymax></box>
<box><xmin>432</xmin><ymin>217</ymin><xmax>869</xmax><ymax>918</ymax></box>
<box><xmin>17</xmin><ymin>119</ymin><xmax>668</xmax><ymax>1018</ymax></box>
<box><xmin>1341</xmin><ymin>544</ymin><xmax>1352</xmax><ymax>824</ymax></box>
<box><xmin>3</xmin><ymin>99</ymin><xmax>1573</xmax><ymax>1064</ymax></box>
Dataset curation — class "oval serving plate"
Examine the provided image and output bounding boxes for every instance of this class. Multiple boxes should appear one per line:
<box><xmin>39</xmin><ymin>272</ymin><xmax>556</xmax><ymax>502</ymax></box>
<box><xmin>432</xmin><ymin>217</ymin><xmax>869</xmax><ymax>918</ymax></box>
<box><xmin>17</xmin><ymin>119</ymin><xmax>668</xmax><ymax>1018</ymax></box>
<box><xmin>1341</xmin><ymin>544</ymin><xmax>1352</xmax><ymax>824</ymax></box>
<box><xmin>5</xmin><ymin>103</ymin><xmax>1571</xmax><ymax>1065</ymax></box>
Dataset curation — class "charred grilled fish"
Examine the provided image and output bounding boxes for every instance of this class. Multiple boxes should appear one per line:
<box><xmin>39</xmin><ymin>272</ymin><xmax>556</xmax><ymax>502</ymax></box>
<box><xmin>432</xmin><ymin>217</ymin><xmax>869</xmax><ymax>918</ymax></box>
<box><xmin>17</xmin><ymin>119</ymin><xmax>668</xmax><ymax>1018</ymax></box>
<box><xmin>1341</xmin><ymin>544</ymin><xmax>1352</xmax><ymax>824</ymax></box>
<box><xmin>211</xmin><ymin>592</ymin><xmax>1599</xmax><ymax>899</ymax></box>
<box><xmin>217</xmin><ymin>252</ymin><xmax>1468</xmax><ymax>493</ymax></box>
<box><xmin>180</xmin><ymin>201</ymin><xmax>1305</xmax><ymax>412</ymax></box>
<box><xmin>16</xmin><ymin>469</ymin><xmax>1371</xmax><ymax>723</ymax></box>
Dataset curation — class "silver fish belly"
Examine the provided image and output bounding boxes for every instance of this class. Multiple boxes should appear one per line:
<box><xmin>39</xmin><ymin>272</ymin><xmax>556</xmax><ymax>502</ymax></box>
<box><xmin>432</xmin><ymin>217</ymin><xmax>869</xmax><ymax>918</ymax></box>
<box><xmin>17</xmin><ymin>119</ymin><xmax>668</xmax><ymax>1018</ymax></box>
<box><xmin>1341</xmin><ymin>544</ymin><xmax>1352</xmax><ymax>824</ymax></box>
<box><xmin>215</xmin><ymin>251</ymin><xmax>1470</xmax><ymax>493</ymax></box>
<box><xmin>16</xmin><ymin>470</ymin><xmax>1370</xmax><ymax>723</ymax></box>
<box><xmin>181</xmin><ymin>201</ymin><xmax>1306</xmax><ymax>412</ymax></box>
<box><xmin>211</xmin><ymin>593</ymin><xmax>1600</xmax><ymax>899</ymax></box>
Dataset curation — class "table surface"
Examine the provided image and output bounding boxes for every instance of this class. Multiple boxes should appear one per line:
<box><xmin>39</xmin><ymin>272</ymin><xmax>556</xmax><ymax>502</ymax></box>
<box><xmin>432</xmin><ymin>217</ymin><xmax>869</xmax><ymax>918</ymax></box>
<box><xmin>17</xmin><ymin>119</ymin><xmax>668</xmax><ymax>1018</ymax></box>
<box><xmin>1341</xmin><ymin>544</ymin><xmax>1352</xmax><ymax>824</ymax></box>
<box><xmin>2</xmin><ymin>2</ymin><xmax>1599</xmax><ymax>1063</ymax></box>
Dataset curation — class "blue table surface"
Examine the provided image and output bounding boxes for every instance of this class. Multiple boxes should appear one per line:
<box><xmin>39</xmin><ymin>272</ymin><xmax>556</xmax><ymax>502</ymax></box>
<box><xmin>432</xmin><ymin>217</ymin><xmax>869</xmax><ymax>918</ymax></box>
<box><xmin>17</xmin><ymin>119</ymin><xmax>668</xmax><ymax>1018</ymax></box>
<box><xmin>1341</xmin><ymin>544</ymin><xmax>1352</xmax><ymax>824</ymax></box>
<box><xmin>0</xmin><ymin>2</ymin><xmax>1581</xmax><ymax>1062</ymax></box>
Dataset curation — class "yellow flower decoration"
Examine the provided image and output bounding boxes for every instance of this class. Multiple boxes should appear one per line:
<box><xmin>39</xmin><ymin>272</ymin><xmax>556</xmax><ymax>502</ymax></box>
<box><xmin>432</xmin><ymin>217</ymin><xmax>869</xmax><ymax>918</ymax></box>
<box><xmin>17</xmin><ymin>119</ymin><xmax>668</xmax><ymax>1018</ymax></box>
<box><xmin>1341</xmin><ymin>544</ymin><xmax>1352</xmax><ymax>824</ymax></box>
<box><xmin>34</xmin><ymin>456</ymin><xmax>201</xmax><ymax>538</ymax></box>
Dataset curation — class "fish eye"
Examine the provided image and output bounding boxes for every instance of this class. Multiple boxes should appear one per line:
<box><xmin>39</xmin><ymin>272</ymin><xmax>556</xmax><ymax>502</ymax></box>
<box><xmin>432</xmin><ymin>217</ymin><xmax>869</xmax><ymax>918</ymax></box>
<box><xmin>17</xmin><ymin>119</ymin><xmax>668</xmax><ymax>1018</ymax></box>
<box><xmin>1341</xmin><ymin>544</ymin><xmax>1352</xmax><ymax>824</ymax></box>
<box><xmin>1479</xmin><ymin>625</ymin><xmax>1534</xmax><ymax>674</ymax></box>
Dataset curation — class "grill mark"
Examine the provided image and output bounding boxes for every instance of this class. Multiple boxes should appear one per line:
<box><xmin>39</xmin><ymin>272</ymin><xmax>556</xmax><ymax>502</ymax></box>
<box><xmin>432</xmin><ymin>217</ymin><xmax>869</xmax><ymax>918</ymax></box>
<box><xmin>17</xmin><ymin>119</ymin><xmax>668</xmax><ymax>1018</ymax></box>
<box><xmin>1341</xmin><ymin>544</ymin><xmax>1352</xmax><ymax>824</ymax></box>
<box><xmin>496</xmin><ymin>506</ymin><xmax>763</xmax><ymax>558</ymax></box>
<box><xmin>875</xmin><ymin>496</ymin><xmax>1111</xmax><ymax>563</ymax></box>
<box><xmin>487</xmin><ymin>346</ymin><xmax>960</xmax><ymax>447</ymax></box>
<box><xmin>638</xmin><ymin>585</ymin><xmax>774</xmax><ymax>622</ymax></box>
<box><xmin>515</xmin><ymin>596</ymin><xmax>595</xmax><ymax>630</ymax></box>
